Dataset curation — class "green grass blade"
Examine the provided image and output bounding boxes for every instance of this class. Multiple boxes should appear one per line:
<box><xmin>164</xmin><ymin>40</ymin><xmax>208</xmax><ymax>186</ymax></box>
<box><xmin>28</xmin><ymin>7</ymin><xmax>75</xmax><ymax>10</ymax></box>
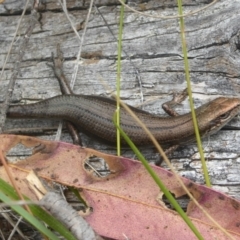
<box><xmin>0</xmin><ymin>191</ymin><xmax>60</xmax><ymax>240</ymax></box>
<box><xmin>113</xmin><ymin>115</ymin><xmax>204</xmax><ymax>240</ymax></box>
<box><xmin>116</xmin><ymin>0</ymin><xmax>125</xmax><ymax>156</ymax></box>
<box><xmin>0</xmin><ymin>178</ymin><xmax>77</xmax><ymax>240</ymax></box>
<box><xmin>68</xmin><ymin>186</ymin><xmax>88</xmax><ymax>207</ymax></box>
<box><xmin>177</xmin><ymin>0</ymin><xmax>211</xmax><ymax>186</ymax></box>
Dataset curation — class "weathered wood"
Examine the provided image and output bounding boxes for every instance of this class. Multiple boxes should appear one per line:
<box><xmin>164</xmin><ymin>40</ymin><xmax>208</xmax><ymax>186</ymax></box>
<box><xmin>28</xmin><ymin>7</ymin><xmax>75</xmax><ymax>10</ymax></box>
<box><xmin>1</xmin><ymin>0</ymin><xmax>240</xmax><ymax>199</ymax></box>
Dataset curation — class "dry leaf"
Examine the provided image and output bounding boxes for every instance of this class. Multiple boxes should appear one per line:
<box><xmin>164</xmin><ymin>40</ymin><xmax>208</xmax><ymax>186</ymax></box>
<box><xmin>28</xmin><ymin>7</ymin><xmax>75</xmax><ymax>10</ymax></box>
<box><xmin>0</xmin><ymin>134</ymin><xmax>240</xmax><ymax>239</ymax></box>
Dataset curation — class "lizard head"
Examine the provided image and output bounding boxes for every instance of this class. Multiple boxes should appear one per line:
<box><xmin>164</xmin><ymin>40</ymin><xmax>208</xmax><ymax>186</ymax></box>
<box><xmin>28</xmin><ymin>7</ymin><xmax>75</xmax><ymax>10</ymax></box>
<box><xmin>197</xmin><ymin>97</ymin><xmax>240</xmax><ymax>137</ymax></box>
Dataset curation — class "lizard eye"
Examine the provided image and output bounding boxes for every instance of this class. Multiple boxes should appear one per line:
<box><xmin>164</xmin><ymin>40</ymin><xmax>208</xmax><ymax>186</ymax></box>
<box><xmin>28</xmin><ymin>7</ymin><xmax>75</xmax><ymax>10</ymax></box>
<box><xmin>219</xmin><ymin>112</ymin><xmax>230</xmax><ymax>120</ymax></box>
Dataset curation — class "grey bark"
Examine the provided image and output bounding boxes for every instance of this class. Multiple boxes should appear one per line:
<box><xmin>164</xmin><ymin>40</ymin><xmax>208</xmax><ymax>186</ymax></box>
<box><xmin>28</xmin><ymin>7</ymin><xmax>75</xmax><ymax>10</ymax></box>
<box><xmin>1</xmin><ymin>0</ymin><xmax>240</xmax><ymax>199</ymax></box>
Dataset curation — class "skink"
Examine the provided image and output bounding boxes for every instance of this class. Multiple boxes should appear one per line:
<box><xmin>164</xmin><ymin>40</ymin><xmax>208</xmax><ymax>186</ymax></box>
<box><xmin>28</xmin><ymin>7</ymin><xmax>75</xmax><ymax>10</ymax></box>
<box><xmin>6</xmin><ymin>95</ymin><xmax>240</xmax><ymax>146</ymax></box>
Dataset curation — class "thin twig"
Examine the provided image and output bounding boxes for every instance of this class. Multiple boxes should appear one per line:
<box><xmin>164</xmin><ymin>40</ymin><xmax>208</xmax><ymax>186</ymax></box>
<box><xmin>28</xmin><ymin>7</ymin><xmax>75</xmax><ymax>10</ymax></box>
<box><xmin>55</xmin><ymin>0</ymin><xmax>94</xmax><ymax>142</ymax></box>
<box><xmin>7</xmin><ymin>216</ymin><xmax>23</xmax><ymax>240</ymax></box>
<box><xmin>0</xmin><ymin>0</ymin><xmax>30</xmax><ymax>80</ymax></box>
<box><xmin>0</xmin><ymin>151</ymin><xmax>32</xmax><ymax>214</ymax></box>
<box><xmin>94</xmin><ymin>4</ymin><xmax>144</xmax><ymax>102</ymax></box>
<box><xmin>0</xmin><ymin>209</ymin><xmax>26</xmax><ymax>239</ymax></box>
<box><xmin>0</xmin><ymin>0</ymin><xmax>39</xmax><ymax>133</ymax></box>
<box><xmin>118</xmin><ymin>0</ymin><xmax>219</xmax><ymax>20</ymax></box>
<box><xmin>117</xmin><ymin>98</ymin><xmax>235</xmax><ymax>240</ymax></box>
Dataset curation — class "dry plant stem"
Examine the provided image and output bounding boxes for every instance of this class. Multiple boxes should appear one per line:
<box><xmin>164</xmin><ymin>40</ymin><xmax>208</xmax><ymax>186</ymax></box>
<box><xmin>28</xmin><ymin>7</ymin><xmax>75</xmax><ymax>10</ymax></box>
<box><xmin>8</xmin><ymin>216</ymin><xmax>23</xmax><ymax>240</ymax></box>
<box><xmin>0</xmin><ymin>1</ymin><xmax>39</xmax><ymax>133</ymax></box>
<box><xmin>94</xmin><ymin>4</ymin><xmax>144</xmax><ymax>102</ymax></box>
<box><xmin>0</xmin><ymin>0</ymin><xmax>30</xmax><ymax>80</ymax></box>
<box><xmin>0</xmin><ymin>229</ymin><xmax>3</xmax><ymax>239</ymax></box>
<box><xmin>0</xmin><ymin>151</ymin><xmax>32</xmax><ymax>214</ymax></box>
<box><xmin>118</xmin><ymin>100</ymin><xmax>234</xmax><ymax>239</ymax></box>
<box><xmin>69</xmin><ymin>0</ymin><xmax>94</xmax><ymax>89</ymax></box>
<box><xmin>51</xmin><ymin>46</ymin><xmax>73</xmax><ymax>95</ymax></box>
<box><xmin>40</xmin><ymin>192</ymin><xmax>103</xmax><ymax>240</ymax></box>
<box><xmin>118</xmin><ymin>0</ymin><xmax>219</xmax><ymax>19</ymax></box>
<box><xmin>58</xmin><ymin>0</ymin><xmax>94</xmax><ymax>88</ymax></box>
<box><xmin>55</xmin><ymin>0</ymin><xmax>94</xmax><ymax>143</ymax></box>
<box><xmin>0</xmin><ymin>209</ymin><xmax>26</xmax><ymax>238</ymax></box>
<box><xmin>155</xmin><ymin>145</ymin><xmax>179</xmax><ymax>166</ymax></box>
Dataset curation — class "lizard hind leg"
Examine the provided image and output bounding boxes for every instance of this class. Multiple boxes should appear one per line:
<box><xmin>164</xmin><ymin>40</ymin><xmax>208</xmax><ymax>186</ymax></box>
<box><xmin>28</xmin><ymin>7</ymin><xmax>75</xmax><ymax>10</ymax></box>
<box><xmin>162</xmin><ymin>88</ymin><xmax>188</xmax><ymax>117</ymax></box>
<box><xmin>155</xmin><ymin>144</ymin><xmax>179</xmax><ymax>166</ymax></box>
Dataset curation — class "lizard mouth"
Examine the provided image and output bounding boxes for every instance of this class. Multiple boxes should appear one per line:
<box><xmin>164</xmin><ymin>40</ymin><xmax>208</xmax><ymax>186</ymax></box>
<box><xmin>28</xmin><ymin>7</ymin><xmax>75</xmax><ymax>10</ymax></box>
<box><xmin>221</xmin><ymin>105</ymin><xmax>240</xmax><ymax>131</ymax></box>
<box><xmin>206</xmin><ymin>105</ymin><xmax>240</xmax><ymax>135</ymax></box>
<box><xmin>222</xmin><ymin>125</ymin><xmax>240</xmax><ymax>130</ymax></box>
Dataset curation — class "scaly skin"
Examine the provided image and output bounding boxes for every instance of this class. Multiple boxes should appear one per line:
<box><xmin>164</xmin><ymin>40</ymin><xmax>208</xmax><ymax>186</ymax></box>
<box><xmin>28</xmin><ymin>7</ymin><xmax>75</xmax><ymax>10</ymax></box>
<box><xmin>7</xmin><ymin>95</ymin><xmax>240</xmax><ymax>146</ymax></box>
